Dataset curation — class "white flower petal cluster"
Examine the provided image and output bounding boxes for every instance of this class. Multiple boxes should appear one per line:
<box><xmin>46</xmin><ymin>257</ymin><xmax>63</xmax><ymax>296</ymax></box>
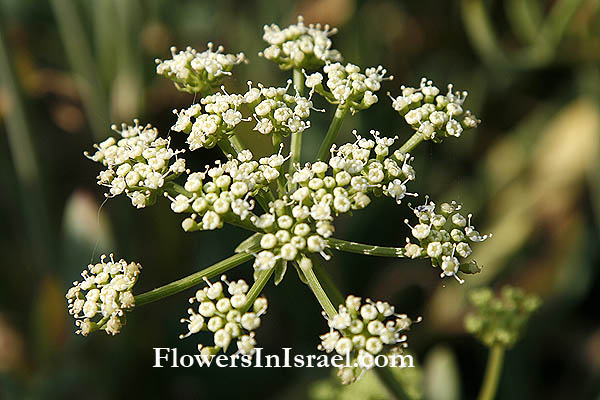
<box><xmin>250</xmin><ymin>198</ymin><xmax>333</xmax><ymax>272</ymax></box>
<box><xmin>155</xmin><ymin>44</ymin><xmax>246</xmax><ymax>94</ymax></box>
<box><xmin>85</xmin><ymin>120</ymin><xmax>186</xmax><ymax>209</ymax></box>
<box><xmin>250</xmin><ymin>131</ymin><xmax>416</xmax><ymax>274</ymax></box>
<box><xmin>245</xmin><ymin>81</ymin><xmax>313</xmax><ymax>136</ymax></box>
<box><xmin>260</xmin><ymin>15</ymin><xmax>342</xmax><ymax>70</ymax></box>
<box><xmin>167</xmin><ymin>149</ymin><xmax>283</xmax><ymax>232</ymax></box>
<box><xmin>404</xmin><ymin>200</ymin><xmax>491</xmax><ymax>283</ymax></box>
<box><xmin>390</xmin><ymin>78</ymin><xmax>480</xmax><ymax>142</ymax></box>
<box><xmin>329</xmin><ymin>130</ymin><xmax>416</xmax><ymax>205</ymax></box>
<box><xmin>318</xmin><ymin>295</ymin><xmax>417</xmax><ymax>384</ymax></box>
<box><xmin>172</xmin><ymin>92</ymin><xmax>245</xmax><ymax>150</ymax></box>
<box><xmin>305</xmin><ymin>62</ymin><xmax>391</xmax><ymax>113</ymax></box>
<box><xmin>171</xmin><ymin>84</ymin><xmax>313</xmax><ymax>151</ymax></box>
<box><xmin>179</xmin><ymin>275</ymin><xmax>268</xmax><ymax>357</ymax></box>
<box><xmin>66</xmin><ymin>254</ymin><xmax>141</xmax><ymax>336</ymax></box>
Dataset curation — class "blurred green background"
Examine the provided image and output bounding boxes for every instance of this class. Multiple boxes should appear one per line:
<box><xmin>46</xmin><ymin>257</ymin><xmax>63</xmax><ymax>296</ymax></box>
<box><xmin>1</xmin><ymin>0</ymin><xmax>599</xmax><ymax>399</ymax></box>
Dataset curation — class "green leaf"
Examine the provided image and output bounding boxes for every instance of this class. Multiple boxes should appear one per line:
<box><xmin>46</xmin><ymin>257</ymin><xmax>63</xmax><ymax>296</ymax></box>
<box><xmin>273</xmin><ymin>261</ymin><xmax>288</xmax><ymax>285</ymax></box>
<box><xmin>293</xmin><ymin>261</ymin><xmax>308</xmax><ymax>284</ymax></box>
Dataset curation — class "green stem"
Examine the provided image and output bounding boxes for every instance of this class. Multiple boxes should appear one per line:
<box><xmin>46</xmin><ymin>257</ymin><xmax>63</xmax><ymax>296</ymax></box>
<box><xmin>374</xmin><ymin>367</ymin><xmax>411</xmax><ymax>400</ymax></box>
<box><xmin>293</xmin><ymin>68</ymin><xmax>305</xmax><ymax>95</ymax></box>
<box><xmin>240</xmin><ymin>267</ymin><xmax>274</xmax><ymax>313</ymax></box>
<box><xmin>272</xmin><ymin>131</ymin><xmax>283</xmax><ymax>150</ymax></box>
<box><xmin>398</xmin><ymin>131</ymin><xmax>426</xmax><ymax>154</ymax></box>
<box><xmin>229</xmin><ymin>134</ymin><xmax>245</xmax><ymax>154</ymax></box>
<box><xmin>289</xmin><ymin>68</ymin><xmax>305</xmax><ymax>180</ymax></box>
<box><xmin>326</xmin><ymin>238</ymin><xmax>406</xmax><ymax>258</ymax></box>
<box><xmin>303</xmin><ymin>262</ymin><xmax>337</xmax><ymax>318</ymax></box>
<box><xmin>217</xmin><ymin>137</ymin><xmax>238</xmax><ymax>158</ymax></box>
<box><xmin>477</xmin><ymin>345</ymin><xmax>505</xmax><ymax>400</ymax></box>
<box><xmin>316</xmin><ymin>105</ymin><xmax>348</xmax><ymax>161</ymax></box>
<box><xmin>164</xmin><ymin>181</ymin><xmax>192</xmax><ymax>197</ymax></box>
<box><xmin>134</xmin><ymin>251</ymin><xmax>255</xmax><ymax>306</ymax></box>
<box><xmin>312</xmin><ymin>259</ymin><xmax>344</xmax><ymax>306</ymax></box>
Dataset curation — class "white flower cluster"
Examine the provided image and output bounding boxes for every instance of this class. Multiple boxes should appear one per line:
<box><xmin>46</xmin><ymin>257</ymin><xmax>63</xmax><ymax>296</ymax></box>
<box><xmin>404</xmin><ymin>200</ymin><xmax>491</xmax><ymax>283</ymax></box>
<box><xmin>172</xmin><ymin>92</ymin><xmax>245</xmax><ymax>150</ymax></box>
<box><xmin>245</xmin><ymin>81</ymin><xmax>313</xmax><ymax>136</ymax></box>
<box><xmin>171</xmin><ymin>83</ymin><xmax>313</xmax><ymax>151</ymax></box>
<box><xmin>179</xmin><ymin>276</ymin><xmax>268</xmax><ymax>357</ymax></box>
<box><xmin>330</xmin><ymin>130</ymin><xmax>416</xmax><ymax>205</ymax></box>
<box><xmin>390</xmin><ymin>78</ymin><xmax>480</xmax><ymax>142</ymax></box>
<box><xmin>155</xmin><ymin>44</ymin><xmax>246</xmax><ymax>94</ymax></box>
<box><xmin>318</xmin><ymin>295</ymin><xmax>417</xmax><ymax>384</ymax></box>
<box><xmin>66</xmin><ymin>254</ymin><xmax>141</xmax><ymax>336</ymax></box>
<box><xmin>250</xmin><ymin>131</ymin><xmax>416</xmax><ymax>274</ymax></box>
<box><xmin>85</xmin><ymin>120</ymin><xmax>186</xmax><ymax>209</ymax></box>
<box><xmin>260</xmin><ymin>15</ymin><xmax>342</xmax><ymax>70</ymax></box>
<box><xmin>250</xmin><ymin>198</ymin><xmax>333</xmax><ymax>273</ymax></box>
<box><xmin>167</xmin><ymin>149</ymin><xmax>283</xmax><ymax>232</ymax></box>
<box><xmin>305</xmin><ymin>63</ymin><xmax>391</xmax><ymax>113</ymax></box>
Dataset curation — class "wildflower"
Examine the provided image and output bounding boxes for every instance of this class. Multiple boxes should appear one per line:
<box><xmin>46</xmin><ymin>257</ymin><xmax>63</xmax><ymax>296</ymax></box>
<box><xmin>85</xmin><ymin>120</ymin><xmax>186</xmax><ymax>208</ymax></box>
<box><xmin>156</xmin><ymin>44</ymin><xmax>246</xmax><ymax>94</ymax></box>
<box><xmin>306</xmin><ymin>63</ymin><xmax>392</xmax><ymax>113</ymax></box>
<box><xmin>260</xmin><ymin>16</ymin><xmax>342</xmax><ymax>70</ymax></box>
<box><xmin>390</xmin><ymin>78</ymin><xmax>480</xmax><ymax>142</ymax></box>
<box><xmin>318</xmin><ymin>295</ymin><xmax>419</xmax><ymax>384</ymax></box>
<box><xmin>179</xmin><ymin>276</ymin><xmax>268</xmax><ymax>357</ymax></box>
<box><xmin>248</xmin><ymin>130</ymin><xmax>417</xmax><ymax>278</ymax></box>
<box><xmin>66</xmin><ymin>254</ymin><xmax>141</xmax><ymax>336</ymax></box>
<box><xmin>172</xmin><ymin>92</ymin><xmax>246</xmax><ymax>150</ymax></box>
<box><xmin>245</xmin><ymin>81</ymin><xmax>313</xmax><ymax>136</ymax></box>
<box><xmin>404</xmin><ymin>199</ymin><xmax>491</xmax><ymax>283</ymax></box>
<box><xmin>168</xmin><ymin>149</ymin><xmax>284</xmax><ymax>232</ymax></box>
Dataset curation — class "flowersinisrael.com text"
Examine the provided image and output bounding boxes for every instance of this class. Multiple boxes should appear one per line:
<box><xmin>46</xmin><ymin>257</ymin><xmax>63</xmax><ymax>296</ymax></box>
<box><xmin>153</xmin><ymin>347</ymin><xmax>414</xmax><ymax>369</ymax></box>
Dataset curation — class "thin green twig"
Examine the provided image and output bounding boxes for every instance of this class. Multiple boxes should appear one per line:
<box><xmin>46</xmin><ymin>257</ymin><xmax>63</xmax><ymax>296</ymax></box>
<box><xmin>326</xmin><ymin>238</ymin><xmax>406</xmax><ymax>258</ymax></box>
<box><xmin>477</xmin><ymin>345</ymin><xmax>505</xmax><ymax>400</ymax></box>
<box><xmin>303</xmin><ymin>262</ymin><xmax>337</xmax><ymax>318</ymax></box>
<box><xmin>217</xmin><ymin>137</ymin><xmax>238</xmax><ymax>158</ymax></box>
<box><xmin>240</xmin><ymin>267</ymin><xmax>274</xmax><ymax>313</ymax></box>
<box><xmin>135</xmin><ymin>251</ymin><xmax>256</xmax><ymax>306</ymax></box>
<box><xmin>289</xmin><ymin>68</ymin><xmax>305</xmax><ymax>181</ymax></box>
<box><xmin>312</xmin><ymin>258</ymin><xmax>344</xmax><ymax>306</ymax></box>
<box><xmin>316</xmin><ymin>105</ymin><xmax>348</xmax><ymax>161</ymax></box>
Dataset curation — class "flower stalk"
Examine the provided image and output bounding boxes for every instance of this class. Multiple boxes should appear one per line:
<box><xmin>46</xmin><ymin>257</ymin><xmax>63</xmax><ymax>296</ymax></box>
<box><xmin>398</xmin><ymin>131</ymin><xmax>426</xmax><ymax>154</ymax></box>
<box><xmin>316</xmin><ymin>104</ymin><xmax>348</xmax><ymax>160</ymax></box>
<box><xmin>477</xmin><ymin>345</ymin><xmax>505</xmax><ymax>400</ymax></box>
<box><xmin>135</xmin><ymin>251</ymin><xmax>256</xmax><ymax>307</ymax></box>
<box><xmin>241</xmin><ymin>267</ymin><xmax>275</xmax><ymax>314</ymax></box>
<box><xmin>217</xmin><ymin>137</ymin><xmax>239</xmax><ymax>158</ymax></box>
<box><xmin>289</xmin><ymin>68</ymin><xmax>305</xmax><ymax>180</ymax></box>
<box><xmin>301</xmin><ymin>259</ymin><xmax>337</xmax><ymax>318</ymax></box>
<box><xmin>326</xmin><ymin>238</ymin><xmax>406</xmax><ymax>258</ymax></box>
